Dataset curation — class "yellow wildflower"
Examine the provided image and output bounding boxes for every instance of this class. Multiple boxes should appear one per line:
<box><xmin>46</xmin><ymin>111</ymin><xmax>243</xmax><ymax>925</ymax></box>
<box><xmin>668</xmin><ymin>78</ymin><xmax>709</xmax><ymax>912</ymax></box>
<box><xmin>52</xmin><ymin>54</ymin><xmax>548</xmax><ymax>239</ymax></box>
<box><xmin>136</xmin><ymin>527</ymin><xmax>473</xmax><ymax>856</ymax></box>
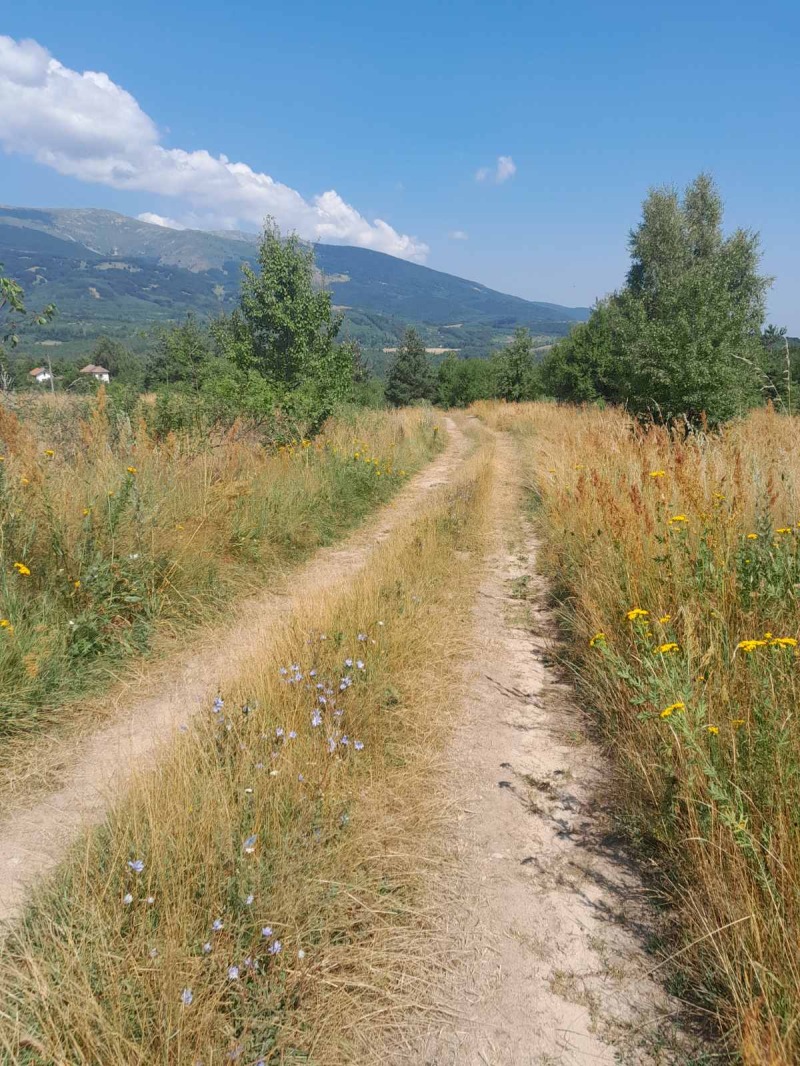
<box><xmin>126</xmin><ymin>466</ymin><xmax>137</xmax><ymax>475</ymax></box>
<box><xmin>589</xmin><ymin>632</ymin><xmax>606</xmax><ymax>647</ymax></box>
<box><xmin>0</xmin><ymin>619</ymin><xmax>12</xmax><ymax>631</ymax></box>
<box><xmin>746</xmin><ymin>533</ymin><xmax>758</xmax><ymax>540</ymax></box>
<box><xmin>658</xmin><ymin>614</ymin><xmax>671</xmax><ymax>624</ymax></box>
<box><xmin>73</xmin><ymin>580</ymin><xmax>81</xmax><ymax>590</ymax></box>
<box><xmin>770</xmin><ymin>637</ymin><xmax>798</xmax><ymax>649</ymax></box>
<box><xmin>626</xmin><ymin>608</ymin><xmax>649</xmax><ymax>621</ymax></box>
<box><xmin>649</xmin><ymin>470</ymin><xmax>666</xmax><ymax>478</ymax></box>
<box><xmin>669</xmin><ymin>514</ymin><xmax>688</xmax><ymax>524</ymax></box>
<box><xmin>736</xmin><ymin>639</ymin><xmax>767</xmax><ymax>653</ymax></box>
<box><xmin>660</xmin><ymin>702</ymin><xmax>685</xmax><ymax>718</ymax></box>
<box><xmin>658</xmin><ymin>642</ymin><xmax>680</xmax><ymax>653</ymax></box>
<box><xmin>731</xmin><ymin>719</ymin><xmax>746</xmax><ymax>729</ymax></box>
<box><xmin>44</xmin><ymin>449</ymin><xmax>54</xmax><ymax>458</ymax></box>
<box><xmin>82</xmin><ymin>507</ymin><xmax>91</xmax><ymax>517</ymax></box>
<box><xmin>20</xmin><ymin>477</ymin><xmax>30</xmax><ymax>486</ymax></box>
<box><xmin>13</xmin><ymin>562</ymin><xmax>31</xmax><ymax>576</ymax></box>
<box><xmin>776</xmin><ymin>527</ymin><xmax>792</xmax><ymax>535</ymax></box>
<box><xmin>707</xmin><ymin>725</ymin><xmax>719</xmax><ymax>735</ymax></box>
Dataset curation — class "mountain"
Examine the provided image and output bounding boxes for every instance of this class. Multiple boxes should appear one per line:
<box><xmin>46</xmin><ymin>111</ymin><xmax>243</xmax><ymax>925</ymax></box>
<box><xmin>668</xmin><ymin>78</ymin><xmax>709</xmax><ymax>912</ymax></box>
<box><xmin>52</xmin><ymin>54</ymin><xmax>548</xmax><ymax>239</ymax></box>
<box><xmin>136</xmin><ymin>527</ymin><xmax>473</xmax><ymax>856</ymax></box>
<box><xmin>0</xmin><ymin>206</ymin><xmax>589</xmax><ymax>362</ymax></box>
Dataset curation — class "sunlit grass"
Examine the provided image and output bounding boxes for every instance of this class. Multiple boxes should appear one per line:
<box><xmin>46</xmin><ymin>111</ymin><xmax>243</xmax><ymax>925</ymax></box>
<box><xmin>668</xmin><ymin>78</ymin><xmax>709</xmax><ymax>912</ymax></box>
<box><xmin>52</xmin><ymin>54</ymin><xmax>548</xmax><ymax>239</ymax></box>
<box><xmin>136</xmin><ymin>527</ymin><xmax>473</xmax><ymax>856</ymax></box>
<box><xmin>473</xmin><ymin>400</ymin><xmax>800</xmax><ymax>1060</ymax></box>
<box><xmin>0</xmin><ymin>434</ymin><xmax>492</xmax><ymax>1064</ymax></box>
<box><xmin>0</xmin><ymin>392</ymin><xmax>443</xmax><ymax>740</ymax></box>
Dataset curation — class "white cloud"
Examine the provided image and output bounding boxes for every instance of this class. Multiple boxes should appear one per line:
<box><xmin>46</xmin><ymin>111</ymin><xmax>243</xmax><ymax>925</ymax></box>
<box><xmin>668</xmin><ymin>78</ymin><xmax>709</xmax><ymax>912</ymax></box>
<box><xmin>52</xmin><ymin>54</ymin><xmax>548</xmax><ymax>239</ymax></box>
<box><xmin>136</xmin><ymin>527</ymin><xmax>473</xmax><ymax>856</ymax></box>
<box><xmin>137</xmin><ymin>212</ymin><xmax>185</xmax><ymax>230</ymax></box>
<box><xmin>0</xmin><ymin>36</ymin><xmax>428</xmax><ymax>261</ymax></box>
<box><xmin>475</xmin><ymin>154</ymin><xmax>517</xmax><ymax>185</ymax></box>
<box><xmin>448</xmin><ymin>229</ymin><xmax>469</xmax><ymax>240</ymax></box>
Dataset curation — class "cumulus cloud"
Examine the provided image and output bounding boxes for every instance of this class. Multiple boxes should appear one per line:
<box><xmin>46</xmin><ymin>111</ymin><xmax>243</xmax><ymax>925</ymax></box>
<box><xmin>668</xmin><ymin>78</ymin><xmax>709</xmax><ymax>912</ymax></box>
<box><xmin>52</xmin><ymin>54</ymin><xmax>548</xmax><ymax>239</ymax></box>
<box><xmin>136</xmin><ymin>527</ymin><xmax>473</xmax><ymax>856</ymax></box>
<box><xmin>475</xmin><ymin>154</ymin><xmax>517</xmax><ymax>185</ymax></box>
<box><xmin>137</xmin><ymin>212</ymin><xmax>185</xmax><ymax>230</ymax></box>
<box><xmin>0</xmin><ymin>36</ymin><xmax>428</xmax><ymax>261</ymax></box>
<box><xmin>448</xmin><ymin>229</ymin><xmax>469</xmax><ymax>240</ymax></box>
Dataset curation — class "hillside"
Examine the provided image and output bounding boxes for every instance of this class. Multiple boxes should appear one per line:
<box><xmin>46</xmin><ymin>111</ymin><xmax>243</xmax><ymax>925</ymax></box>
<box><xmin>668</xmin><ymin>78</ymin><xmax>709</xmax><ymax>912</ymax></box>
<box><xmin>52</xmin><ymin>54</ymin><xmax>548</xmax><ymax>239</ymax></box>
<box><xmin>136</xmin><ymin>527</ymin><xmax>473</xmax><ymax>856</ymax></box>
<box><xmin>0</xmin><ymin>206</ymin><xmax>589</xmax><ymax>360</ymax></box>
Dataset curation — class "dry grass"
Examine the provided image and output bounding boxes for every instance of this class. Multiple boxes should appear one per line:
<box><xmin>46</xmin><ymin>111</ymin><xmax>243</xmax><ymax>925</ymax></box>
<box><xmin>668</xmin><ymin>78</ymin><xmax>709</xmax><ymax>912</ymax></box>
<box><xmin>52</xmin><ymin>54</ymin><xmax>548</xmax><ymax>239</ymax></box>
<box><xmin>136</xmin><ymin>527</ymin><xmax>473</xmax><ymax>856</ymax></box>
<box><xmin>0</xmin><ymin>436</ymin><xmax>493</xmax><ymax>1064</ymax></box>
<box><xmin>0</xmin><ymin>392</ymin><xmax>443</xmax><ymax>739</ymax></box>
<box><xmin>473</xmin><ymin>400</ymin><xmax>800</xmax><ymax>1062</ymax></box>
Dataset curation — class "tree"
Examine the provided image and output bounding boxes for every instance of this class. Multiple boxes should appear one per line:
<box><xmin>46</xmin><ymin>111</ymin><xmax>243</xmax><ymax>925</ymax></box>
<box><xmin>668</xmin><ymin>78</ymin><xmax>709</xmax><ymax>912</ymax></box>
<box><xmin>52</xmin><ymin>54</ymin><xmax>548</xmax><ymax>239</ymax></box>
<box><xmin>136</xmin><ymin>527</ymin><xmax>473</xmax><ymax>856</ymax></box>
<box><xmin>437</xmin><ymin>353</ymin><xmax>492</xmax><ymax>407</ymax></box>
<box><xmin>213</xmin><ymin>220</ymin><xmax>351</xmax><ymax>428</ymax></box>
<box><xmin>1</xmin><ymin>264</ymin><xmax>56</xmax><ymax>391</ymax></box>
<box><xmin>541</xmin><ymin>174</ymin><xmax>771</xmax><ymax>424</ymax></box>
<box><xmin>146</xmin><ymin>315</ymin><xmax>215</xmax><ymax>390</ymax></box>
<box><xmin>490</xmin><ymin>327</ymin><xmax>541</xmax><ymax>402</ymax></box>
<box><xmin>385</xmin><ymin>328</ymin><xmax>435</xmax><ymax>406</ymax></box>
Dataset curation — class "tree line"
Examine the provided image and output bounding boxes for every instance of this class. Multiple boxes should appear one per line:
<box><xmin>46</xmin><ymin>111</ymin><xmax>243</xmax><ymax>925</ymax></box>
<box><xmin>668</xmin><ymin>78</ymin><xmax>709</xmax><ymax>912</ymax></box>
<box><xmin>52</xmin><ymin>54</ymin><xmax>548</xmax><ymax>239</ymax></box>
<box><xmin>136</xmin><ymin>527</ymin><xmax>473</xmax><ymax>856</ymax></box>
<box><xmin>385</xmin><ymin>174</ymin><xmax>798</xmax><ymax>422</ymax></box>
<box><xmin>3</xmin><ymin>175</ymin><xmax>797</xmax><ymax>427</ymax></box>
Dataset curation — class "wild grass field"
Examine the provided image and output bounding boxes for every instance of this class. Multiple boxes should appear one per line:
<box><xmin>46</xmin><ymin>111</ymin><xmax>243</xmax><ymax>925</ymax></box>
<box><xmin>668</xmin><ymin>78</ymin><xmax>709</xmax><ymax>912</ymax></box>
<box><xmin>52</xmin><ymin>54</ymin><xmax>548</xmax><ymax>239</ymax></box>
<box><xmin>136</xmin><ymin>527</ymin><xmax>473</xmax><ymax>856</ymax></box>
<box><xmin>474</xmin><ymin>400</ymin><xmax>800</xmax><ymax>1061</ymax></box>
<box><xmin>0</xmin><ymin>436</ymin><xmax>492</xmax><ymax>1064</ymax></box>
<box><xmin>0</xmin><ymin>392</ymin><xmax>443</xmax><ymax>741</ymax></box>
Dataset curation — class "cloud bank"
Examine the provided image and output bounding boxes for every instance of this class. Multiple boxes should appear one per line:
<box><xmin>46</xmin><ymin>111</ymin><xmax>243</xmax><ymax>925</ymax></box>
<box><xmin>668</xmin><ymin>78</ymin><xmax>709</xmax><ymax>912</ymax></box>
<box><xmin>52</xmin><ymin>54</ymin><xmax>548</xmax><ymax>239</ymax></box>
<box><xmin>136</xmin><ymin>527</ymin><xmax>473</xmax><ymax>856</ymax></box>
<box><xmin>0</xmin><ymin>36</ymin><xmax>428</xmax><ymax>261</ymax></box>
<box><xmin>475</xmin><ymin>155</ymin><xmax>517</xmax><ymax>185</ymax></box>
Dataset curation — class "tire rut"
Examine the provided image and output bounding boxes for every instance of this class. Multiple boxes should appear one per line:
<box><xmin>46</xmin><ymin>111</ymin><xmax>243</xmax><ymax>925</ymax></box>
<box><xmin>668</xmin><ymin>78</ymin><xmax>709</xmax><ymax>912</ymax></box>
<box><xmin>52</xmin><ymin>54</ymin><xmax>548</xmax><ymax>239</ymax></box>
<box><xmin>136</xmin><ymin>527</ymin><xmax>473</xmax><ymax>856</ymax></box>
<box><xmin>0</xmin><ymin>418</ymin><xmax>471</xmax><ymax>929</ymax></box>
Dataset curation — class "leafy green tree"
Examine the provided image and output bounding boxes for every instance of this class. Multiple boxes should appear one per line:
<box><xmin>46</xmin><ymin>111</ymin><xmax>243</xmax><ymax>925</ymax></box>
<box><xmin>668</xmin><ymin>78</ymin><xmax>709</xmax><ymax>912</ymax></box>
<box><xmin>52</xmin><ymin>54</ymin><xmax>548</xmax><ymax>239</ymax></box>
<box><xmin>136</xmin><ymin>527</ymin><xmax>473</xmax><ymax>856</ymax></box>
<box><xmin>213</xmin><ymin>220</ymin><xmax>351</xmax><ymax>428</ymax></box>
<box><xmin>436</xmin><ymin>353</ymin><xmax>492</xmax><ymax>407</ymax></box>
<box><xmin>385</xmin><ymin>328</ymin><xmax>435</xmax><ymax>406</ymax></box>
<box><xmin>541</xmin><ymin>174</ymin><xmax>770</xmax><ymax>424</ymax></box>
<box><xmin>146</xmin><ymin>315</ymin><xmax>214</xmax><ymax>390</ymax></box>
<box><xmin>539</xmin><ymin>301</ymin><xmax>620</xmax><ymax>402</ymax></box>
<box><xmin>490</xmin><ymin>327</ymin><xmax>541</xmax><ymax>402</ymax></box>
<box><xmin>1</xmin><ymin>264</ymin><xmax>56</xmax><ymax>390</ymax></box>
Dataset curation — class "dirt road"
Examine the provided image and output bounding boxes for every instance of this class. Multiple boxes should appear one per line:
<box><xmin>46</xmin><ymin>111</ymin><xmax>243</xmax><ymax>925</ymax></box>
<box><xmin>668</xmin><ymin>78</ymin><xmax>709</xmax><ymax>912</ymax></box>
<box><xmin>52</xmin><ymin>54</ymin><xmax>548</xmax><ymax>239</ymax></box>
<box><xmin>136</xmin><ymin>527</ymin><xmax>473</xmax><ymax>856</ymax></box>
<box><xmin>415</xmin><ymin>430</ymin><xmax>694</xmax><ymax>1065</ymax></box>
<box><xmin>0</xmin><ymin>418</ymin><xmax>471</xmax><ymax>928</ymax></box>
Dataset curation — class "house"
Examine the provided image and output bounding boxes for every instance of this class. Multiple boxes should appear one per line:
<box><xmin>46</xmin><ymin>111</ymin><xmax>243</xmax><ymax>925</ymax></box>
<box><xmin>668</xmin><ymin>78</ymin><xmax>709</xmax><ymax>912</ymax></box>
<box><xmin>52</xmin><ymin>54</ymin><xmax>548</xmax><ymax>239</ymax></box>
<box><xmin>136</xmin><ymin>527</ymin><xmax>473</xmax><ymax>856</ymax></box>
<box><xmin>29</xmin><ymin>367</ymin><xmax>52</xmax><ymax>384</ymax></box>
<box><xmin>79</xmin><ymin>364</ymin><xmax>111</xmax><ymax>383</ymax></box>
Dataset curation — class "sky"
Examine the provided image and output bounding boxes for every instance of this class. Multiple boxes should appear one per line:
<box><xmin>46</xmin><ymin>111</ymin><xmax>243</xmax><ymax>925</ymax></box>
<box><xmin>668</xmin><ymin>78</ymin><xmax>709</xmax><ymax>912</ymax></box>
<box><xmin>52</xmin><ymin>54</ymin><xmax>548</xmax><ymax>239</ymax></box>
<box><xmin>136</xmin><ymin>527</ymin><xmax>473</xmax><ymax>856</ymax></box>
<box><xmin>1</xmin><ymin>1</ymin><xmax>798</xmax><ymax>329</ymax></box>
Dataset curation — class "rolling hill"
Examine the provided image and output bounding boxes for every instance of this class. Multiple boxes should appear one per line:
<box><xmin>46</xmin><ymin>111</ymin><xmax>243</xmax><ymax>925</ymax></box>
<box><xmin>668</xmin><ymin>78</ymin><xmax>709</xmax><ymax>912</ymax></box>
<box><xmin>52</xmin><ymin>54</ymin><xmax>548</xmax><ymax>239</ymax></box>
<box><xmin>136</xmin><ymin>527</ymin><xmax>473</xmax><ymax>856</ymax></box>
<box><xmin>0</xmin><ymin>206</ymin><xmax>589</xmax><ymax>361</ymax></box>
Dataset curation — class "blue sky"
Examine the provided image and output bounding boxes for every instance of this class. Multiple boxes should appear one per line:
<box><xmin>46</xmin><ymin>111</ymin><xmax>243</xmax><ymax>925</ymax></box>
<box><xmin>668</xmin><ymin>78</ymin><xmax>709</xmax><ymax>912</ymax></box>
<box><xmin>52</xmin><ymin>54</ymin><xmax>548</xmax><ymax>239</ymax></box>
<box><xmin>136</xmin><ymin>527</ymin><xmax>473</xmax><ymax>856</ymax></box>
<box><xmin>1</xmin><ymin>0</ymin><xmax>798</xmax><ymax>329</ymax></box>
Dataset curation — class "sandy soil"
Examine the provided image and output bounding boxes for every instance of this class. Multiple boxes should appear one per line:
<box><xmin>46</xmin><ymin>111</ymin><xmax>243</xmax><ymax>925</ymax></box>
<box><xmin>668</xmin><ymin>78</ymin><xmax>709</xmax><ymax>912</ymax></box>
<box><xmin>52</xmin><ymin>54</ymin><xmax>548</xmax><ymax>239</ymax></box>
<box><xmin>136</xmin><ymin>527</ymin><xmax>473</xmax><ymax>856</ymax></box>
<box><xmin>0</xmin><ymin>418</ymin><xmax>471</xmax><ymax>928</ymax></box>
<box><xmin>413</xmin><ymin>430</ymin><xmax>697</xmax><ymax>1065</ymax></box>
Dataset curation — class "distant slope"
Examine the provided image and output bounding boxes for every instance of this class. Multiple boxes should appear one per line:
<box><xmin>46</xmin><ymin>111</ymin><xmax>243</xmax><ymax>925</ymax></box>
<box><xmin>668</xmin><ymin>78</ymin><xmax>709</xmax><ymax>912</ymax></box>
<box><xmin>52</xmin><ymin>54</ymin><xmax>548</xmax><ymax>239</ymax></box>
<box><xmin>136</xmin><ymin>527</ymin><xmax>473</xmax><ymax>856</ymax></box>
<box><xmin>0</xmin><ymin>206</ymin><xmax>589</xmax><ymax>359</ymax></box>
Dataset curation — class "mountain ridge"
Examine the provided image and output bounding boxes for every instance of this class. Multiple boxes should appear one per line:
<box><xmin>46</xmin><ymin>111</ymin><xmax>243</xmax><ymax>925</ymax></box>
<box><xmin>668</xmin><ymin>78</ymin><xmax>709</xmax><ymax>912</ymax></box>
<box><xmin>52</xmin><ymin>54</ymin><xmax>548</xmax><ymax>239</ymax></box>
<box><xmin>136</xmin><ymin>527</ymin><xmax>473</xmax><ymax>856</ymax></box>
<box><xmin>0</xmin><ymin>206</ymin><xmax>590</xmax><ymax>360</ymax></box>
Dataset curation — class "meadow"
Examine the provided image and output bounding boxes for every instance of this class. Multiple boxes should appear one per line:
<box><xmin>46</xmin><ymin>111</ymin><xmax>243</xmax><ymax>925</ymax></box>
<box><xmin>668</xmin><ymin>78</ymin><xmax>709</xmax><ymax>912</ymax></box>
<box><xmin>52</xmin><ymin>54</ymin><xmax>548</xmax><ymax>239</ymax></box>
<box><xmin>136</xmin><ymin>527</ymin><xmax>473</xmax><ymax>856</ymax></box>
<box><xmin>0</xmin><ymin>435</ymin><xmax>491</xmax><ymax>1064</ymax></box>
<box><xmin>474</xmin><ymin>401</ymin><xmax>800</xmax><ymax>1061</ymax></box>
<box><xmin>0</xmin><ymin>392</ymin><xmax>443</xmax><ymax>742</ymax></box>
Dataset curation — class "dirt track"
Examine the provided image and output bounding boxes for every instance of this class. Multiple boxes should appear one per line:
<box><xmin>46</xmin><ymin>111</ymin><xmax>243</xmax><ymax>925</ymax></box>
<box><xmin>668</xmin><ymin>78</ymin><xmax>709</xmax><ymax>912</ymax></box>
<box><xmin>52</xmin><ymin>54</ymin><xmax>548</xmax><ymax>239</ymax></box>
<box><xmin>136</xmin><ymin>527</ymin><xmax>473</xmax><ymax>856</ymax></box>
<box><xmin>414</xmin><ymin>430</ymin><xmax>695</xmax><ymax>1064</ymax></box>
<box><xmin>0</xmin><ymin>418</ymin><xmax>470</xmax><ymax>928</ymax></box>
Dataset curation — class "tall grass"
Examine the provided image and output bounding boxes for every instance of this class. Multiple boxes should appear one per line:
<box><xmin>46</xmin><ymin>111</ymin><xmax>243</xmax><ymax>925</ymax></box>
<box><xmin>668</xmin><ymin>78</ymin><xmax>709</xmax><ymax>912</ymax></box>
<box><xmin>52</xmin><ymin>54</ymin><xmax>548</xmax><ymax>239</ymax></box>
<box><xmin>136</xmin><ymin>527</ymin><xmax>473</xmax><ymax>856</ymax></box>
<box><xmin>473</xmin><ymin>400</ymin><xmax>800</xmax><ymax>1062</ymax></box>
<box><xmin>0</xmin><ymin>439</ymin><xmax>492</xmax><ymax>1064</ymax></box>
<box><xmin>0</xmin><ymin>392</ymin><xmax>443</xmax><ymax>740</ymax></box>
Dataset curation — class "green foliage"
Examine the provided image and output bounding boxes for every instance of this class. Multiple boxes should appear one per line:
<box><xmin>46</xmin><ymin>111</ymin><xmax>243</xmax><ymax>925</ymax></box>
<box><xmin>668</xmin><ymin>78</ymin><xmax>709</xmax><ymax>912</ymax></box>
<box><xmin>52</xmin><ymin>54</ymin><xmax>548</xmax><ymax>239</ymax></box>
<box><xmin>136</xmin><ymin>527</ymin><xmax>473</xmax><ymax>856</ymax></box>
<box><xmin>436</xmin><ymin>353</ymin><xmax>493</xmax><ymax>407</ymax></box>
<box><xmin>213</xmin><ymin>221</ymin><xmax>351</xmax><ymax>429</ymax></box>
<box><xmin>1</xmin><ymin>262</ymin><xmax>56</xmax><ymax>387</ymax></box>
<box><xmin>541</xmin><ymin>174</ymin><xmax>771</xmax><ymax>424</ymax></box>
<box><xmin>758</xmin><ymin>326</ymin><xmax>799</xmax><ymax>413</ymax></box>
<box><xmin>385</xmin><ymin>328</ymin><xmax>435</xmax><ymax>406</ymax></box>
<box><xmin>490</xmin><ymin>327</ymin><xmax>542</xmax><ymax>402</ymax></box>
